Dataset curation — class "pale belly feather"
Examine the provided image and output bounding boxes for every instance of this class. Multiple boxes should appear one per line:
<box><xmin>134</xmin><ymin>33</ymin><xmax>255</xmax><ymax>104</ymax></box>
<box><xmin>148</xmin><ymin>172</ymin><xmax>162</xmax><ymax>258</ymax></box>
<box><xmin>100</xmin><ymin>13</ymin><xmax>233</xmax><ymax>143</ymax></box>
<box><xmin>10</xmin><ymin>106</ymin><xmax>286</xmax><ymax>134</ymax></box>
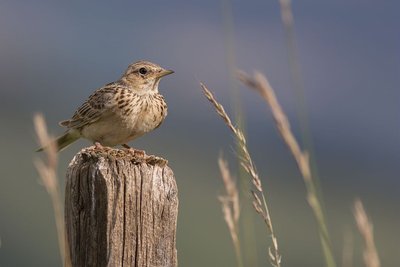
<box><xmin>80</xmin><ymin>95</ymin><xmax>166</xmax><ymax>146</ymax></box>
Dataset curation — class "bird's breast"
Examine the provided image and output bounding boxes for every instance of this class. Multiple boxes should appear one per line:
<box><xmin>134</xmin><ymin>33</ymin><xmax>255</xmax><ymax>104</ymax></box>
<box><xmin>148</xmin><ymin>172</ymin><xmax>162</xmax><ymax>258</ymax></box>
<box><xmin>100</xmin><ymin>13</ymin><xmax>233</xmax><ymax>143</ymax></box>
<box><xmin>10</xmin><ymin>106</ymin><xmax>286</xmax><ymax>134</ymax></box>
<box><xmin>130</xmin><ymin>93</ymin><xmax>167</xmax><ymax>134</ymax></box>
<box><xmin>80</xmin><ymin>93</ymin><xmax>167</xmax><ymax>146</ymax></box>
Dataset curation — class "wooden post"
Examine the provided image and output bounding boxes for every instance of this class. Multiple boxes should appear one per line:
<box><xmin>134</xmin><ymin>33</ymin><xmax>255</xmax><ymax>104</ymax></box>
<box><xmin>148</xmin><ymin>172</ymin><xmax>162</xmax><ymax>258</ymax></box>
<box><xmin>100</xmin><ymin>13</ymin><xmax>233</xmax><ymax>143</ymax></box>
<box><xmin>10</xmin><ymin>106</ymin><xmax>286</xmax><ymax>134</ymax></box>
<box><xmin>65</xmin><ymin>147</ymin><xmax>178</xmax><ymax>267</ymax></box>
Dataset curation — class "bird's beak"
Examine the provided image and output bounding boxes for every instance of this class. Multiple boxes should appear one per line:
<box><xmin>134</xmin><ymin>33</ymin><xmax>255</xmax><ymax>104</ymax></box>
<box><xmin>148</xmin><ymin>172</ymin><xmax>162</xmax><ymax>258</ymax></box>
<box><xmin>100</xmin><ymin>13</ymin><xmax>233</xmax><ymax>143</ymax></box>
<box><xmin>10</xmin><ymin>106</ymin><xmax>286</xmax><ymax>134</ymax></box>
<box><xmin>158</xmin><ymin>69</ymin><xmax>174</xmax><ymax>78</ymax></box>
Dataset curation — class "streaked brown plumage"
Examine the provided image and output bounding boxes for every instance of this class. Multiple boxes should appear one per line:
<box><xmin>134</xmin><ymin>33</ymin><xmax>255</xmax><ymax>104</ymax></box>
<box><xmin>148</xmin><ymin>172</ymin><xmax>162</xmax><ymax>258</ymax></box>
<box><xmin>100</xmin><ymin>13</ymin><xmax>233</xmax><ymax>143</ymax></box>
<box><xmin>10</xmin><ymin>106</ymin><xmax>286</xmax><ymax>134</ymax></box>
<box><xmin>40</xmin><ymin>60</ymin><xmax>173</xmax><ymax>151</ymax></box>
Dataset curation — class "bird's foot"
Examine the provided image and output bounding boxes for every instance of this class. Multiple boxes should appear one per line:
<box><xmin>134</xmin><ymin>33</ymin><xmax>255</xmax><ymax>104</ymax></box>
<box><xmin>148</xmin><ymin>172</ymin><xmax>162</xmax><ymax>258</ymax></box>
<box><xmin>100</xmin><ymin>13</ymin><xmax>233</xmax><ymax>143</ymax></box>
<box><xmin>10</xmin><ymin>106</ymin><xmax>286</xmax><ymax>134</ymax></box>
<box><xmin>122</xmin><ymin>144</ymin><xmax>146</xmax><ymax>158</ymax></box>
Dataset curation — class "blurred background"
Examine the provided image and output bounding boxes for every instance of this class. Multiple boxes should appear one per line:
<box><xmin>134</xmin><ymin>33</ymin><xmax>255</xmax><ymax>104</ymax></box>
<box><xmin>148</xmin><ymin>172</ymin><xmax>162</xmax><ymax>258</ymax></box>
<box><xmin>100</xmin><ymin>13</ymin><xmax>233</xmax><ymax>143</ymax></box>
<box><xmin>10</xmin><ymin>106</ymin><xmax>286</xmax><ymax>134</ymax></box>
<box><xmin>0</xmin><ymin>0</ymin><xmax>399</xmax><ymax>266</ymax></box>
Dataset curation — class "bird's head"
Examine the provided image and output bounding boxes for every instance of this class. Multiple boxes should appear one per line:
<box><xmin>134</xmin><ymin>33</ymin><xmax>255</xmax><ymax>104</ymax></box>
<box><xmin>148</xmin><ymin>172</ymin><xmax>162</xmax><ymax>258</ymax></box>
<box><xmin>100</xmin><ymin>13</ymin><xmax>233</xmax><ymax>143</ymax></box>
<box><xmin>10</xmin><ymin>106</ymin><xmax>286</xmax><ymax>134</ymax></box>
<box><xmin>121</xmin><ymin>60</ymin><xmax>174</xmax><ymax>94</ymax></box>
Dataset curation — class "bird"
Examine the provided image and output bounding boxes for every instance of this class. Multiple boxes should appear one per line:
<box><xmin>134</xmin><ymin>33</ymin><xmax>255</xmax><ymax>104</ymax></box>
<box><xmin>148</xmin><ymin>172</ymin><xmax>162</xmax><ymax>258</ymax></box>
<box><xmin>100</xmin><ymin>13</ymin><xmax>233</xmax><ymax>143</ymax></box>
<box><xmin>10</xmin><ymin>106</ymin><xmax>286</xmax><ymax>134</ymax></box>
<box><xmin>37</xmin><ymin>60</ymin><xmax>173</xmax><ymax>152</ymax></box>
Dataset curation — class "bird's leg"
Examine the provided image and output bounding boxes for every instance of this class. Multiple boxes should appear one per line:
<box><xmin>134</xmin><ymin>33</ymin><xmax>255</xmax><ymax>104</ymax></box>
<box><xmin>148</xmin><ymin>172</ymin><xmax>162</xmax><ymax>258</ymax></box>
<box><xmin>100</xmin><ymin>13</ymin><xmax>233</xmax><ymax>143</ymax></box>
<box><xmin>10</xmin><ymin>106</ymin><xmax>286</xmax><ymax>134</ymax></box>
<box><xmin>122</xmin><ymin>144</ymin><xmax>146</xmax><ymax>157</ymax></box>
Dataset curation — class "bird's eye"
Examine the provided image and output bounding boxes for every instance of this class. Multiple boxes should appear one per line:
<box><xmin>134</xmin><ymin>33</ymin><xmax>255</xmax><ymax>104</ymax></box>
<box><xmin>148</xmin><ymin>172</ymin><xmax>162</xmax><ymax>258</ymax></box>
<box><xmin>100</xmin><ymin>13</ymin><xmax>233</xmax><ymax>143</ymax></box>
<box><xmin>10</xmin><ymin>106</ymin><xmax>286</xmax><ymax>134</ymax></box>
<box><xmin>139</xmin><ymin>67</ymin><xmax>147</xmax><ymax>75</ymax></box>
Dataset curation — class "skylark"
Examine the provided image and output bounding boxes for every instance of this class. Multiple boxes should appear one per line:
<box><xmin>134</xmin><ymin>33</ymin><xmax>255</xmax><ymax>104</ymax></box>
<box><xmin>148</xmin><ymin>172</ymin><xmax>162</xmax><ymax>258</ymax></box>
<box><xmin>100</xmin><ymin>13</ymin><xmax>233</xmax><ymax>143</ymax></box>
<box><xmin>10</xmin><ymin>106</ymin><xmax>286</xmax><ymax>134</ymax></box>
<box><xmin>39</xmin><ymin>60</ymin><xmax>173</xmax><ymax>152</ymax></box>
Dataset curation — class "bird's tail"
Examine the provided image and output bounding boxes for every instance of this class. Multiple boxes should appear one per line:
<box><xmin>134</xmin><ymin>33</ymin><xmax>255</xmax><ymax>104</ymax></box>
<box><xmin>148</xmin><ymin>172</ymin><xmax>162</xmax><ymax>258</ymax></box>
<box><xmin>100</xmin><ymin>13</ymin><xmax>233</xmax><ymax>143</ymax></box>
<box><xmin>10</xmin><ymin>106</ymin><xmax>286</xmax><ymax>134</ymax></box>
<box><xmin>36</xmin><ymin>130</ymin><xmax>80</xmax><ymax>152</ymax></box>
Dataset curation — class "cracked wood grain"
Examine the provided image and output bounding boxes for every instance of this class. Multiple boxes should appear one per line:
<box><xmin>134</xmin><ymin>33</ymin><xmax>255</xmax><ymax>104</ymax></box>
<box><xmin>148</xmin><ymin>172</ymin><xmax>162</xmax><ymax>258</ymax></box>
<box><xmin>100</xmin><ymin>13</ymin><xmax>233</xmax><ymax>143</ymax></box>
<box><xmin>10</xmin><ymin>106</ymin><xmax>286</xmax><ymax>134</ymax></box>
<box><xmin>65</xmin><ymin>148</ymin><xmax>178</xmax><ymax>267</ymax></box>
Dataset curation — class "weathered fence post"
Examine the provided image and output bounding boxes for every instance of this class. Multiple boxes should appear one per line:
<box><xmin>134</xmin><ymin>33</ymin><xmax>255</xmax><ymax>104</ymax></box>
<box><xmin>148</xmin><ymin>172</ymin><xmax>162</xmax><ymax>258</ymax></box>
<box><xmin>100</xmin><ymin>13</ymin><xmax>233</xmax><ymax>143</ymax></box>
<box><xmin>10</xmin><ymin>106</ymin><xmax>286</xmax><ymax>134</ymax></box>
<box><xmin>65</xmin><ymin>147</ymin><xmax>178</xmax><ymax>267</ymax></box>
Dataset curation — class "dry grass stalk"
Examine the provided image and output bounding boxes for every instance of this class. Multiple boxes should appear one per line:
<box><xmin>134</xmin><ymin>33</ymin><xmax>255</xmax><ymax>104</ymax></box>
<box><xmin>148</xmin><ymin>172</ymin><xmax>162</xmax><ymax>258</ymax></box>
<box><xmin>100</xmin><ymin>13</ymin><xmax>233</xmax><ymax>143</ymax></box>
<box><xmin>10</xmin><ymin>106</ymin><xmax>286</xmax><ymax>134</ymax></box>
<box><xmin>201</xmin><ymin>83</ymin><xmax>281</xmax><ymax>267</ymax></box>
<box><xmin>342</xmin><ymin>231</ymin><xmax>354</xmax><ymax>267</ymax></box>
<box><xmin>237</xmin><ymin>71</ymin><xmax>336</xmax><ymax>267</ymax></box>
<box><xmin>278</xmin><ymin>0</ymin><xmax>294</xmax><ymax>27</ymax></box>
<box><xmin>278</xmin><ymin>0</ymin><xmax>311</xmax><ymax>150</ymax></box>
<box><xmin>218</xmin><ymin>155</ymin><xmax>243</xmax><ymax>267</ymax></box>
<box><xmin>353</xmin><ymin>199</ymin><xmax>380</xmax><ymax>267</ymax></box>
<box><xmin>34</xmin><ymin>114</ymin><xmax>71</xmax><ymax>267</ymax></box>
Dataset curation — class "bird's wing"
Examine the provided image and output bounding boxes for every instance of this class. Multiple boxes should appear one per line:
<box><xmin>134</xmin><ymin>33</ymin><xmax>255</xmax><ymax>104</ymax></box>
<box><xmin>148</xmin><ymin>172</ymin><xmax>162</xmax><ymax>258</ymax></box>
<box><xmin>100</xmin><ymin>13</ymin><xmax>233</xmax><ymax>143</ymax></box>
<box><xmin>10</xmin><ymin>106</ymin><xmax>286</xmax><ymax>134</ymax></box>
<box><xmin>59</xmin><ymin>83</ymin><xmax>120</xmax><ymax>129</ymax></box>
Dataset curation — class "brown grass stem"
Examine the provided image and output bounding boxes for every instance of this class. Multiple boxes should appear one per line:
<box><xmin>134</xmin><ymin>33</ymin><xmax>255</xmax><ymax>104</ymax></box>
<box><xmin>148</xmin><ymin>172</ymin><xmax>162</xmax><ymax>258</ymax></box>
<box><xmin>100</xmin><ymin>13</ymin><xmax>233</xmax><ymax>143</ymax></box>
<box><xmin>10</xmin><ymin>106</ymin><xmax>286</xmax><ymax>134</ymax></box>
<box><xmin>201</xmin><ymin>83</ymin><xmax>282</xmax><ymax>267</ymax></box>
<box><xmin>238</xmin><ymin>71</ymin><xmax>336</xmax><ymax>267</ymax></box>
<box><xmin>277</xmin><ymin>0</ymin><xmax>314</xmax><ymax>158</ymax></box>
<box><xmin>218</xmin><ymin>155</ymin><xmax>243</xmax><ymax>267</ymax></box>
<box><xmin>34</xmin><ymin>114</ymin><xmax>71</xmax><ymax>267</ymax></box>
<box><xmin>353</xmin><ymin>199</ymin><xmax>380</xmax><ymax>267</ymax></box>
<box><xmin>342</xmin><ymin>230</ymin><xmax>354</xmax><ymax>267</ymax></box>
<box><xmin>277</xmin><ymin>0</ymin><xmax>327</xmax><ymax>240</ymax></box>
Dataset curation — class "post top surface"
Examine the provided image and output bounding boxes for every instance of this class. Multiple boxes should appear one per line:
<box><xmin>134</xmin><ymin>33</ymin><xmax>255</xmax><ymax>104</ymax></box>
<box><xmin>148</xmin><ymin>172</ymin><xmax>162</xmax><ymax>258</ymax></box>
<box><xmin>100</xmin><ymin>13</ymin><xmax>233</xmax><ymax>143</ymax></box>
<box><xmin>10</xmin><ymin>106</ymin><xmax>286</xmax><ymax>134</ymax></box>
<box><xmin>77</xmin><ymin>146</ymin><xmax>168</xmax><ymax>166</ymax></box>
